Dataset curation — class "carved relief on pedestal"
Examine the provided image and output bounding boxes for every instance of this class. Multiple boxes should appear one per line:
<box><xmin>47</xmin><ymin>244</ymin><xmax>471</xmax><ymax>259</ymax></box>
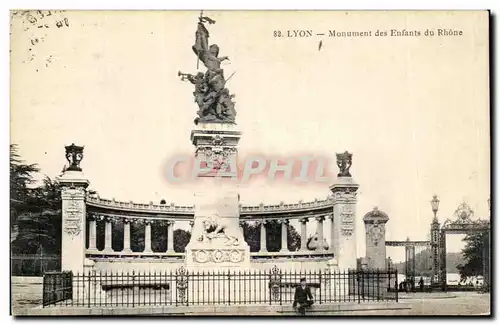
<box><xmin>61</xmin><ymin>186</ymin><xmax>86</xmax><ymax>198</ymax></box>
<box><xmin>195</xmin><ymin>146</ymin><xmax>237</xmax><ymax>171</ymax></box>
<box><xmin>63</xmin><ymin>192</ymin><xmax>84</xmax><ymax>237</ymax></box>
<box><xmin>332</xmin><ymin>189</ymin><xmax>358</xmax><ymax>204</ymax></box>
<box><xmin>340</xmin><ymin>206</ymin><xmax>355</xmax><ymax>237</ymax></box>
<box><xmin>192</xmin><ymin>249</ymin><xmax>245</xmax><ymax>263</ymax></box>
<box><xmin>366</xmin><ymin>221</ymin><xmax>385</xmax><ymax>246</ymax></box>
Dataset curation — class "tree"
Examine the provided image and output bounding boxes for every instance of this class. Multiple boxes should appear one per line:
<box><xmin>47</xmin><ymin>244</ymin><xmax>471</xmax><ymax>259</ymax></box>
<box><xmin>10</xmin><ymin>144</ymin><xmax>63</xmax><ymax>254</ymax></box>
<box><xmin>457</xmin><ymin>232</ymin><xmax>488</xmax><ymax>281</ymax></box>
<box><xmin>11</xmin><ymin>176</ymin><xmax>62</xmax><ymax>255</ymax></box>
<box><xmin>242</xmin><ymin>220</ymin><xmax>301</xmax><ymax>252</ymax></box>
<box><xmin>10</xmin><ymin>144</ymin><xmax>39</xmax><ymax>233</ymax></box>
<box><xmin>173</xmin><ymin>229</ymin><xmax>191</xmax><ymax>253</ymax></box>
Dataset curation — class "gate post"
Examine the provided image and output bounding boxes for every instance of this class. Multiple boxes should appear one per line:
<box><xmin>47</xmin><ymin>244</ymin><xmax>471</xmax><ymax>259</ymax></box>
<box><xmin>482</xmin><ymin>231</ymin><xmax>490</xmax><ymax>291</ymax></box>
<box><xmin>430</xmin><ymin>217</ymin><xmax>440</xmax><ymax>287</ymax></box>
<box><xmin>438</xmin><ymin>230</ymin><xmax>447</xmax><ymax>291</ymax></box>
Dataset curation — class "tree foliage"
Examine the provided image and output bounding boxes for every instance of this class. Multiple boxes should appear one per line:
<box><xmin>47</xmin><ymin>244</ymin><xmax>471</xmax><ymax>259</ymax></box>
<box><xmin>11</xmin><ymin>144</ymin><xmax>63</xmax><ymax>255</ymax></box>
<box><xmin>457</xmin><ymin>232</ymin><xmax>489</xmax><ymax>281</ymax></box>
<box><xmin>10</xmin><ymin>144</ymin><xmax>39</xmax><ymax>228</ymax></box>
<box><xmin>242</xmin><ymin>220</ymin><xmax>301</xmax><ymax>252</ymax></box>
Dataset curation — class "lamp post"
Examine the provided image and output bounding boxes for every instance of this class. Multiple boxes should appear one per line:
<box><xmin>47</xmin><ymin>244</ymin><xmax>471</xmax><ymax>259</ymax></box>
<box><xmin>431</xmin><ymin>195</ymin><xmax>440</xmax><ymax>221</ymax></box>
<box><xmin>430</xmin><ymin>195</ymin><xmax>440</xmax><ymax>287</ymax></box>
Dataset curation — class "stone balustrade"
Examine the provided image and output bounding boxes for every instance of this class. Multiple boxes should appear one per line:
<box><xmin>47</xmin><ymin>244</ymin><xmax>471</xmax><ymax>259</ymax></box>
<box><xmin>86</xmin><ymin>195</ymin><xmax>334</xmax><ymax>216</ymax></box>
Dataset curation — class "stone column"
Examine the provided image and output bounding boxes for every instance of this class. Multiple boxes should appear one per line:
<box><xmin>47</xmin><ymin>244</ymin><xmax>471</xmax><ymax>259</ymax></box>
<box><xmin>329</xmin><ymin>214</ymin><xmax>336</xmax><ymax>254</ymax></box>
<box><xmin>144</xmin><ymin>220</ymin><xmax>152</xmax><ymax>253</ymax></box>
<box><xmin>88</xmin><ymin>215</ymin><xmax>97</xmax><ymax>251</ymax></box>
<box><xmin>167</xmin><ymin>220</ymin><xmax>175</xmax><ymax>253</ymax></box>
<box><xmin>56</xmin><ymin>144</ymin><xmax>90</xmax><ymax>274</ymax></box>
<box><xmin>104</xmin><ymin>216</ymin><xmax>113</xmax><ymax>252</ymax></box>
<box><xmin>299</xmin><ymin>218</ymin><xmax>308</xmax><ymax>251</ymax></box>
<box><xmin>122</xmin><ymin>218</ymin><xmax>132</xmax><ymax>253</ymax></box>
<box><xmin>329</xmin><ymin>161</ymin><xmax>359</xmax><ymax>270</ymax></box>
<box><xmin>280</xmin><ymin>219</ymin><xmax>289</xmax><ymax>252</ymax></box>
<box><xmin>259</xmin><ymin>220</ymin><xmax>267</xmax><ymax>252</ymax></box>
<box><xmin>363</xmin><ymin>207</ymin><xmax>389</xmax><ymax>270</ymax></box>
<box><xmin>316</xmin><ymin>216</ymin><xmax>325</xmax><ymax>252</ymax></box>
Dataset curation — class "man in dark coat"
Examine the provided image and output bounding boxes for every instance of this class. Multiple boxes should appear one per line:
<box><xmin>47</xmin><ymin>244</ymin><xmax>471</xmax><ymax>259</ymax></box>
<box><xmin>293</xmin><ymin>278</ymin><xmax>314</xmax><ymax>315</ymax></box>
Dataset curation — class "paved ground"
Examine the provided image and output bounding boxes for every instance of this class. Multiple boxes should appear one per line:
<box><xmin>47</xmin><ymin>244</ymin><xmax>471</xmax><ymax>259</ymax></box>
<box><xmin>340</xmin><ymin>292</ymin><xmax>491</xmax><ymax>316</ymax></box>
<box><xmin>11</xmin><ymin>278</ymin><xmax>491</xmax><ymax>316</ymax></box>
<box><xmin>11</xmin><ymin>277</ymin><xmax>43</xmax><ymax>315</ymax></box>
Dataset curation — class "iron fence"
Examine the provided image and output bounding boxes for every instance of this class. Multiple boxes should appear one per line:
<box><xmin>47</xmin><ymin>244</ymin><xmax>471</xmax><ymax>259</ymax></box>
<box><xmin>42</xmin><ymin>266</ymin><xmax>398</xmax><ymax>308</ymax></box>
<box><xmin>43</xmin><ymin>271</ymin><xmax>73</xmax><ymax>306</ymax></box>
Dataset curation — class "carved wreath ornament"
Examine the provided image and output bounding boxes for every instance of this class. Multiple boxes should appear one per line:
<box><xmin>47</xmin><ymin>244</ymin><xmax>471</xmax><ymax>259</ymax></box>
<box><xmin>367</xmin><ymin>221</ymin><xmax>384</xmax><ymax>246</ymax></box>
<box><xmin>192</xmin><ymin>249</ymin><xmax>244</xmax><ymax>263</ymax></box>
<box><xmin>196</xmin><ymin>147</ymin><xmax>235</xmax><ymax>171</ymax></box>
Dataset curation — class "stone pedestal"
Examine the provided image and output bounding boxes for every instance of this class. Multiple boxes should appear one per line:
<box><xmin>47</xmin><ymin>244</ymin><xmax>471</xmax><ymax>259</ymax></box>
<box><xmin>190</xmin><ymin>122</ymin><xmax>241</xmax><ymax>178</ymax></box>
<box><xmin>363</xmin><ymin>207</ymin><xmax>389</xmax><ymax>270</ymax></box>
<box><xmin>57</xmin><ymin>170</ymin><xmax>90</xmax><ymax>274</ymax></box>
<box><xmin>329</xmin><ymin>176</ymin><xmax>359</xmax><ymax>270</ymax></box>
<box><xmin>185</xmin><ymin>123</ymin><xmax>250</xmax><ymax>272</ymax></box>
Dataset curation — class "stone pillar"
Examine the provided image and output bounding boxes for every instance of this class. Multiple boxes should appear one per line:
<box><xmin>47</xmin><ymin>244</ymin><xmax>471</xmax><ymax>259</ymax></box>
<box><xmin>430</xmin><ymin>218</ymin><xmax>440</xmax><ymax>286</ymax></box>
<box><xmin>329</xmin><ymin>214</ymin><xmax>336</xmax><ymax>254</ymax></box>
<box><xmin>316</xmin><ymin>216</ymin><xmax>325</xmax><ymax>252</ymax></box>
<box><xmin>186</xmin><ymin>123</ymin><xmax>251</xmax><ymax>272</ymax></box>
<box><xmin>299</xmin><ymin>218</ymin><xmax>308</xmax><ymax>251</ymax></box>
<box><xmin>144</xmin><ymin>220</ymin><xmax>152</xmax><ymax>253</ymax></box>
<box><xmin>259</xmin><ymin>220</ymin><xmax>267</xmax><ymax>252</ymax></box>
<box><xmin>88</xmin><ymin>215</ymin><xmax>97</xmax><ymax>251</ymax></box>
<box><xmin>167</xmin><ymin>220</ymin><xmax>175</xmax><ymax>253</ymax></box>
<box><xmin>280</xmin><ymin>219</ymin><xmax>289</xmax><ymax>252</ymax></box>
<box><xmin>104</xmin><ymin>217</ymin><xmax>113</xmax><ymax>252</ymax></box>
<box><xmin>329</xmin><ymin>169</ymin><xmax>359</xmax><ymax>270</ymax></box>
<box><xmin>438</xmin><ymin>231</ymin><xmax>447</xmax><ymax>290</ymax></box>
<box><xmin>363</xmin><ymin>207</ymin><xmax>389</xmax><ymax>270</ymax></box>
<box><xmin>122</xmin><ymin>218</ymin><xmax>132</xmax><ymax>253</ymax></box>
<box><xmin>57</xmin><ymin>143</ymin><xmax>90</xmax><ymax>274</ymax></box>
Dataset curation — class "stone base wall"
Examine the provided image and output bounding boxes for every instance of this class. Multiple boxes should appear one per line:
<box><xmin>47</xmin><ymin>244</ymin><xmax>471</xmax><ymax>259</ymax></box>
<box><xmin>91</xmin><ymin>258</ymin><xmax>332</xmax><ymax>273</ymax></box>
<box><xmin>92</xmin><ymin>259</ymin><xmax>184</xmax><ymax>273</ymax></box>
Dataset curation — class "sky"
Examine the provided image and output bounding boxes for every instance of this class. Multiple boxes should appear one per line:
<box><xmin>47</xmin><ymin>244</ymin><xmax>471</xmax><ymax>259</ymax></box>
<box><xmin>10</xmin><ymin>10</ymin><xmax>490</xmax><ymax>261</ymax></box>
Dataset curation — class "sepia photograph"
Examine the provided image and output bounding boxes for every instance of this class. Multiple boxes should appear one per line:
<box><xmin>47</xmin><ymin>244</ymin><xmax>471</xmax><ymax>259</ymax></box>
<box><xmin>8</xmin><ymin>9</ymin><xmax>491</xmax><ymax>316</ymax></box>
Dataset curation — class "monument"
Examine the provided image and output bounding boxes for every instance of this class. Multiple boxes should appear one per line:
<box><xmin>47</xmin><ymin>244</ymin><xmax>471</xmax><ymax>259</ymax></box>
<box><xmin>181</xmin><ymin>12</ymin><xmax>250</xmax><ymax>271</ymax></box>
<box><xmin>363</xmin><ymin>207</ymin><xmax>389</xmax><ymax>270</ymax></box>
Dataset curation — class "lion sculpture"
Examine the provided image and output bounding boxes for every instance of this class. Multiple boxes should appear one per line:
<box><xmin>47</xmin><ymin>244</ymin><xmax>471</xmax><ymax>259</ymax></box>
<box><xmin>197</xmin><ymin>213</ymin><xmax>239</xmax><ymax>246</ymax></box>
<box><xmin>306</xmin><ymin>233</ymin><xmax>329</xmax><ymax>251</ymax></box>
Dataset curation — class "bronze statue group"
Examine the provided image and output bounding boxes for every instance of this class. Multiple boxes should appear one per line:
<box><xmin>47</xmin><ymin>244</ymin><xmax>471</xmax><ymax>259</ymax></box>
<box><xmin>179</xmin><ymin>14</ymin><xmax>236</xmax><ymax>125</ymax></box>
